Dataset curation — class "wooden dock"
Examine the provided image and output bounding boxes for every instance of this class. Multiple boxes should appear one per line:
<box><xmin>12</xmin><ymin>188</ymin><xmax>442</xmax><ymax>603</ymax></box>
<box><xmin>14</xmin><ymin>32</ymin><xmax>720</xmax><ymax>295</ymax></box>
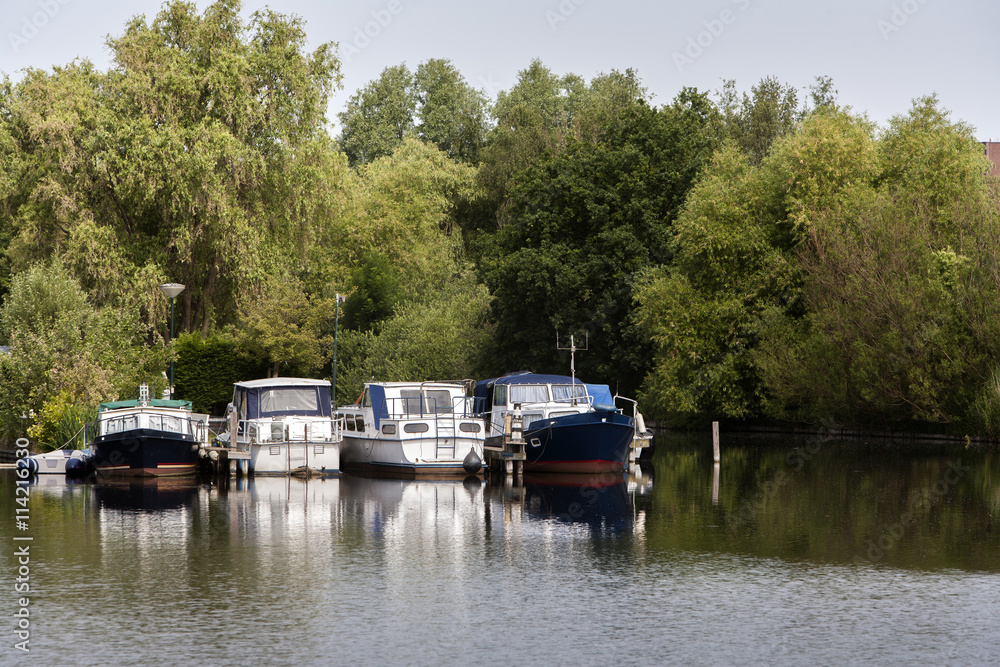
<box><xmin>483</xmin><ymin>412</ymin><xmax>527</xmax><ymax>479</ymax></box>
<box><xmin>200</xmin><ymin>446</ymin><xmax>251</xmax><ymax>476</ymax></box>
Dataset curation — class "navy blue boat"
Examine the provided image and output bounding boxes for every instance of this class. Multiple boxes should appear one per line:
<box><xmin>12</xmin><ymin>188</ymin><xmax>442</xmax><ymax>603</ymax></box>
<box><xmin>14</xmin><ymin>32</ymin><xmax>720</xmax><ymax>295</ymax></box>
<box><xmin>473</xmin><ymin>372</ymin><xmax>638</xmax><ymax>473</ymax></box>
<box><xmin>89</xmin><ymin>392</ymin><xmax>209</xmax><ymax>477</ymax></box>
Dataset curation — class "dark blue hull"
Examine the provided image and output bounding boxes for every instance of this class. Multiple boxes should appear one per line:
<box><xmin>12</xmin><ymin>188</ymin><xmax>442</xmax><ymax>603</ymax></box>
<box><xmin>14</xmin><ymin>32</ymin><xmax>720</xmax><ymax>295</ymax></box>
<box><xmin>91</xmin><ymin>429</ymin><xmax>200</xmax><ymax>477</ymax></box>
<box><xmin>521</xmin><ymin>410</ymin><xmax>633</xmax><ymax>473</ymax></box>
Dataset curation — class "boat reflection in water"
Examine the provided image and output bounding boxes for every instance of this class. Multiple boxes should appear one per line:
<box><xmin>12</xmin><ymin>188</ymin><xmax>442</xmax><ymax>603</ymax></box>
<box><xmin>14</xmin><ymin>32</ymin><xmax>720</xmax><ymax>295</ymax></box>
<box><xmin>484</xmin><ymin>470</ymin><xmax>651</xmax><ymax>539</ymax></box>
<box><xmin>94</xmin><ymin>477</ymin><xmax>202</xmax><ymax>512</ymax></box>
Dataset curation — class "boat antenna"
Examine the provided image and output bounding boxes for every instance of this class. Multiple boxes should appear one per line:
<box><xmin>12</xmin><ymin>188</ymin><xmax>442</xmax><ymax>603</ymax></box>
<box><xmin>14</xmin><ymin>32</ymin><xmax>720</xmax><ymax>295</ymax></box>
<box><xmin>556</xmin><ymin>331</ymin><xmax>588</xmax><ymax>387</ymax></box>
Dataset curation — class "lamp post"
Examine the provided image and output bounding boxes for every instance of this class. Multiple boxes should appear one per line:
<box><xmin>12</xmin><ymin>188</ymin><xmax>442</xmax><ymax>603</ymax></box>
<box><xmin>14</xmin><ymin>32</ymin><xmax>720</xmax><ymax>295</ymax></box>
<box><xmin>332</xmin><ymin>294</ymin><xmax>346</xmax><ymax>407</ymax></box>
<box><xmin>159</xmin><ymin>283</ymin><xmax>185</xmax><ymax>400</ymax></box>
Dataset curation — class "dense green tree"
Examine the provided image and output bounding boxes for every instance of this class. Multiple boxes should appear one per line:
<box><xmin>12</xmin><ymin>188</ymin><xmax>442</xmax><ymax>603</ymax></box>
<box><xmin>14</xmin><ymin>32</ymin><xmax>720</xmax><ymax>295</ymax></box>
<box><xmin>717</xmin><ymin>76</ymin><xmax>801</xmax><ymax>164</ymax></box>
<box><xmin>479</xmin><ymin>91</ymin><xmax>720</xmax><ymax>397</ymax></box>
<box><xmin>174</xmin><ymin>332</ymin><xmax>268</xmax><ymax>415</ymax></box>
<box><xmin>338</xmin><ymin>64</ymin><xmax>415</xmax><ymax>166</ymax></box>
<box><xmin>475</xmin><ymin>61</ymin><xmax>647</xmax><ymax>229</ymax></box>
<box><xmin>337</xmin><ymin>59</ymin><xmax>488</xmax><ymax>167</ymax></box>
<box><xmin>754</xmin><ymin>98</ymin><xmax>997</xmax><ymax>429</ymax></box>
<box><xmin>637</xmin><ymin>96</ymin><xmax>998</xmax><ymax>430</ymax></box>
<box><xmin>413</xmin><ymin>59</ymin><xmax>488</xmax><ymax>163</ymax></box>
<box><xmin>0</xmin><ymin>0</ymin><xmax>342</xmax><ymax>334</ymax></box>
<box><xmin>0</xmin><ymin>259</ymin><xmax>168</xmax><ymax>447</ymax></box>
<box><xmin>336</xmin><ymin>275</ymin><xmax>492</xmax><ymax>401</ymax></box>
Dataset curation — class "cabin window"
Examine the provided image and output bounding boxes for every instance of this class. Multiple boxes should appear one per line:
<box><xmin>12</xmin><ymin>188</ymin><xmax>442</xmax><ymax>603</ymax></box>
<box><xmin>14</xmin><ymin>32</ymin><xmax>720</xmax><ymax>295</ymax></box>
<box><xmin>260</xmin><ymin>388</ymin><xmax>319</xmax><ymax>413</ymax></box>
<box><xmin>271</xmin><ymin>422</ymin><xmax>284</xmax><ymax>441</ymax></box>
<box><xmin>382</xmin><ymin>424</ymin><xmax>397</xmax><ymax>434</ymax></box>
<box><xmin>494</xmin><ymin>385</ymin><xmax>507</xmax><ymax>407</ymax></box>
<box><xmin>400</xmin><ymin>390</ymin><xmax>423</xmax><ymax>415</ymax></box>
<box><xmin>521</xmin><ymin>413</ymin><xmax>543</xmax><ymax>429</ymax></box>
<box><xmin>552</xmin><ymin>384</ymin><xmax>587</xmax><ymax>404</ymax></box>
<box><xmin>362</xmin><ymin>388</ymin><xmax>371</xmax><ymax>408</ymax></box>
<box><xmin>403</xmin><ymin>423</ymin><xmax>429</xmax><ymax>433</ymax></box>
<box><xmin>344</xmin><ymin>415</ymin><xmax>355</xmax><ymax>431</ymax></box>
<box><xmin>356</xmin><ymin>416</ymin><xmax>365</xmax><ymax>431</ymax></box>
<box><xmin>509</xmin><ymin>385</ymin><xmax>549</xmax><ymax>405</ymax></box>
<box><xmin>424</xmin><ymin>390</ymin><xmax>453</xmax><ymax>414</ymax></box>
<box><xmin>550</xmin><ymin>411</ymin><xmax>577</xmax><ymax>419</ymax></box>
<box><xmin>459</xmin><ymin>422</ymin><xmax>481</xmax><ymax>433</ymax></box>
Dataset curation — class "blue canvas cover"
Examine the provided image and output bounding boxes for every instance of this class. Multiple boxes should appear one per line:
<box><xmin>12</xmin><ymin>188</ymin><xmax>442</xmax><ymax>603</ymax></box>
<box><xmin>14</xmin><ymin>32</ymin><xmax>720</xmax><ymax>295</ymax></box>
<box><xmin>368</xmin><ymin>384</ymin><xmax>390</xmax><ymax>430</ymax></box>
<box><xmin>585</xmin><ymin>384</ymin><xmax>615</xmax><ymax>410</ymax></box>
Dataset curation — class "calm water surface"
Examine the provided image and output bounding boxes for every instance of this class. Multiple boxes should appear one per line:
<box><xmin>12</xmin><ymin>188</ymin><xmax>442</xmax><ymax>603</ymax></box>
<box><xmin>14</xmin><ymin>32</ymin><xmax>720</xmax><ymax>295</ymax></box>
<box><xmin>2</xmin><ymin>433</ymin><xmax>998</xmax><ymax>665</ymax></box>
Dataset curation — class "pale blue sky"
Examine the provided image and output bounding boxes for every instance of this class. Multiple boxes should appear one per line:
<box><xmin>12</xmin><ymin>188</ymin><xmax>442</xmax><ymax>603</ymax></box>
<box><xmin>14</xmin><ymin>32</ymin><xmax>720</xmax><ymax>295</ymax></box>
<box><xmin>3</xmin><ymin>0</ymin><xmax>998</xmax><ymax>138</ymax></box>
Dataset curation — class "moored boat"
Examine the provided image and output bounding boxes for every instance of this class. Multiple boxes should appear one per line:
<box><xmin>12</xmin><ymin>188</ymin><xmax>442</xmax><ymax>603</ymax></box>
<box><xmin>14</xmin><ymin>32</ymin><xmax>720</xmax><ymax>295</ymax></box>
<box><xmin>217</xmin><ymin>378</ymin><xmax>342</xmax><ymax>475</ymax></box>
<box><xmin>473</xmin><ymin>372</ymin><xmax>640</xmax><ymax>474</ymax></box>
<box><xmin>89</xmin><ymin>385</ymin><xmax>209</xmax><ymax>477</ymax></box>
<box><xmin>337</xmin><ymin>381</ymin><xmax>485</xmax><ymax>477</ymax></box>
<box><xmin>17</xmin><ymin>449</ymin><xmax>93</xmax><ymax>477</ymax></box>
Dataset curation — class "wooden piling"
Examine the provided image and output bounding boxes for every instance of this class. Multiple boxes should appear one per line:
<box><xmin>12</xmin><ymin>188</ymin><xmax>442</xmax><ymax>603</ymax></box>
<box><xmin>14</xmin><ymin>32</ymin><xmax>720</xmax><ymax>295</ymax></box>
<box><xmin>712</xmin><ymin>421</ymin><xmax>720</xmax><ymax>462</ymax></box>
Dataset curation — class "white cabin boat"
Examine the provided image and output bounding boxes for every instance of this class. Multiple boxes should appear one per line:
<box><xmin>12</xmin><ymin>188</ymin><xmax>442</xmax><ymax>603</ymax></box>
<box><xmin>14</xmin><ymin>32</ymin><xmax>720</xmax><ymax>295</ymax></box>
<box><xmin>337</xmin><ymin>381</ymin><xmax>485</xmax><ymax>477</ymax></box>
<box><xmin>218</xmin><ymin>378</ymin><xmax>342</xmax><ymax>475</ymax></box>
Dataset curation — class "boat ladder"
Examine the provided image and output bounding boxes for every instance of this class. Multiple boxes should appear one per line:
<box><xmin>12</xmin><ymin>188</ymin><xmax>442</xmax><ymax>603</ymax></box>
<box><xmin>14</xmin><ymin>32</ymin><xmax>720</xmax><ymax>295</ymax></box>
<box><xmin>436</xmin><ymin>412</ymin><xmax>457</xmax><ymax>460</ymax></box>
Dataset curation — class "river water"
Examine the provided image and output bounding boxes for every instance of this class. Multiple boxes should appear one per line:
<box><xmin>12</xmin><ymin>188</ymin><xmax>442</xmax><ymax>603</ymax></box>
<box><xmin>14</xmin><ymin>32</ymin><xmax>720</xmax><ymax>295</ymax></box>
<box><xmin>1</xmin><ymin>432</ymin><xmax>998</xmax><ymax>665</ymax></box>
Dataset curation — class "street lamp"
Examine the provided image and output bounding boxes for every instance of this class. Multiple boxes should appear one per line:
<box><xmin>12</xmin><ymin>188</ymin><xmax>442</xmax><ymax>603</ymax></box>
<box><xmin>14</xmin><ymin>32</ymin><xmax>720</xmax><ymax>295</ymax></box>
<box><xmin>332</xmin><ymin>293</ymin><xmax>346</xmax><ymax>407</ymax></box>
<box><xmin>159</xmin><ymin>282</ymin><xmax>185</xmax><ymax>400</ymax></box>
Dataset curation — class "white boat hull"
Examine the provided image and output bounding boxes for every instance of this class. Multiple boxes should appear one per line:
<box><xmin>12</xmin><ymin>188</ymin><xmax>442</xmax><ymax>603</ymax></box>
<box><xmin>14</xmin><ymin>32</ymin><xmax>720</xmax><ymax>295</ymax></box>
<box><xmin>249</xmin><ymin>440</ymin><xmax>340</xmax><ymax>475</ymax></box>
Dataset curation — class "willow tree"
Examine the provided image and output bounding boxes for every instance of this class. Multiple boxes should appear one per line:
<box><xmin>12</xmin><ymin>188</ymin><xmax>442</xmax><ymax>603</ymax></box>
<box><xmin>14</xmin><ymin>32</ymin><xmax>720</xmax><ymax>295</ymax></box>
<box><xmin>0</xmin><ymin>0</ymin><xmax>342</xmax><ymax>334</ymax></box>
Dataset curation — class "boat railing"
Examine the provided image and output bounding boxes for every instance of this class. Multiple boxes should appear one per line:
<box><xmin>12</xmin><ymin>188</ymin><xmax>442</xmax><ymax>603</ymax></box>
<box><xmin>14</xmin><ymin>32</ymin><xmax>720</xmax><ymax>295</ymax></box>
<box><xmin>377</xmin><ymin>395</ymin><xmax>477</xmax><ymax>420</ymax></box>
<box><xmin>88</xmin><ymin>414</ymin><xmax>210</xmax><ymax>444</ymax></box>
<box><xmin>227</xmin><ymin>415</ymin><xmax>344</xmax><ymax>448</ymax></box>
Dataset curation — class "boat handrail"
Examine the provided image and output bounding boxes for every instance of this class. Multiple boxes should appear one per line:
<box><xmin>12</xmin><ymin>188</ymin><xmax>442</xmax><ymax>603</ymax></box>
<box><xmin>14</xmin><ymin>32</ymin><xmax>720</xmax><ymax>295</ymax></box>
<box><xmin>375</xmin><ymin>395</ymin><xmax>478</xmax><ymax>420</ymax></box>
<box><xmin>89</xmin><ymin>413</ymin><xmax>210</xmax><ymax>444</ymax></box>
<box><xmin>225</xmin><ymin>415</ymin><xmax>344</xmax><ymax>449</ymax></box>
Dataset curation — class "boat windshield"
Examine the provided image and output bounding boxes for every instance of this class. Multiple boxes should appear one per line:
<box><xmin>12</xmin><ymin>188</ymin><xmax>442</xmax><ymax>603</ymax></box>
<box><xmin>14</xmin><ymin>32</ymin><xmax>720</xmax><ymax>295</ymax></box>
<box><xmin>260</xmin><ymin>388</ymin><xmax>319</xmax><ymax>413</ymax></box>
<box><xmin>509</xmin><ymin>385</ymin><xmax>550</xmax><ymax>405</ymax></box>
<box><xmin>399</xmin><ymin>389</ymin><xmax>455</xmax><ymax>415</ymax></box>
<box><xmin>552</xmin><ymin>384</ymin><xmax>587</xmax><ymax>403</ymax></box>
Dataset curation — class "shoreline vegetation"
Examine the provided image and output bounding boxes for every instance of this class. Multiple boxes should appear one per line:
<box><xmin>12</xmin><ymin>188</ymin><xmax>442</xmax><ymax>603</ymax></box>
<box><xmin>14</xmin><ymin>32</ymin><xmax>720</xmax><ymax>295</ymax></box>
<box><xmin>2</xmin><ymin>1</ymin><xmax>999</xmax><ymax>451</ymax></box>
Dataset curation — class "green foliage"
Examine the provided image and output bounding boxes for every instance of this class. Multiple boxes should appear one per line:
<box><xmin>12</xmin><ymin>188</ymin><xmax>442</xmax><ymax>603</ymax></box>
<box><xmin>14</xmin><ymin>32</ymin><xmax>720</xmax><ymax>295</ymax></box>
<box><xmin>474</xmin><ymin>60</ymin><xmax>645</xmax><ymax>229</ymax></box>
<box><xmin>413</xmin><ymin>59</ymin><xmax>488</xmax><ymax>163</ymax></box>
<box><xmin>335</xmin><ymin>277</ymin><xmax>492</xmax><ymax>401</ymax></box>
<box><xmin>342</xmin><ymin>251</ymin><xmax>402</xmax><ymax>332</ymax></box>
<box><xmin>25</xmin><ymin>390</ymin><xmax>94</xmax><ymax>452</ymax></box>
<box><xmin>0</xmin><ymin>0</ymin><xmax>342</xmax><ymax>334</ymax></box>
<box><xmin>338</xmin><ymin>64</ymin><xmax>416</xmax><ymax>166</ymax></box>
<box><xmin>232</xmin><ymin>275</ymin><xmax>332</xmax><ymax>378</ymax></box>
<box><xmin>338</xmin><ymin>59</ymin><xmax>488</xmax><ymax>167</ymax></box>
<box><xmin>0</xmin><ymin>259</ymin><xmax>168</xmax><ymax>445</ymax></box>
<box><xmin>638</xmin><ymin>92</ymin><xmax>999</xmax><ymax>431</ymax></box>
<box><xmin>479</xmin><ymin>91</ymin><xmax>720</xmax><ymax>397</ymax></box>
<box><xmin>174</xmin><ymin>332</ymin><xmax>269</xmax><ymax>415</ymax></box>
<box><xmin>717</xmin><ymin>76</ymin><xmax>802</xmax><ymax>164</ymax></box>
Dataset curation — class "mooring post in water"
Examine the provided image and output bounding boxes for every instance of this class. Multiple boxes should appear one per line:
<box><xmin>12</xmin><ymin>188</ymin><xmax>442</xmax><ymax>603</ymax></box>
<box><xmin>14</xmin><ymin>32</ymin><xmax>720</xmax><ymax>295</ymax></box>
<box><xmin>712</xmin><ymin>462</ymin><xmax>720</xmax><ymax>505</ymax></box>
<box><xmin>713</xmin><ymin>421</ymin><xmax>720</xmax><ymax>463</ymax></box>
